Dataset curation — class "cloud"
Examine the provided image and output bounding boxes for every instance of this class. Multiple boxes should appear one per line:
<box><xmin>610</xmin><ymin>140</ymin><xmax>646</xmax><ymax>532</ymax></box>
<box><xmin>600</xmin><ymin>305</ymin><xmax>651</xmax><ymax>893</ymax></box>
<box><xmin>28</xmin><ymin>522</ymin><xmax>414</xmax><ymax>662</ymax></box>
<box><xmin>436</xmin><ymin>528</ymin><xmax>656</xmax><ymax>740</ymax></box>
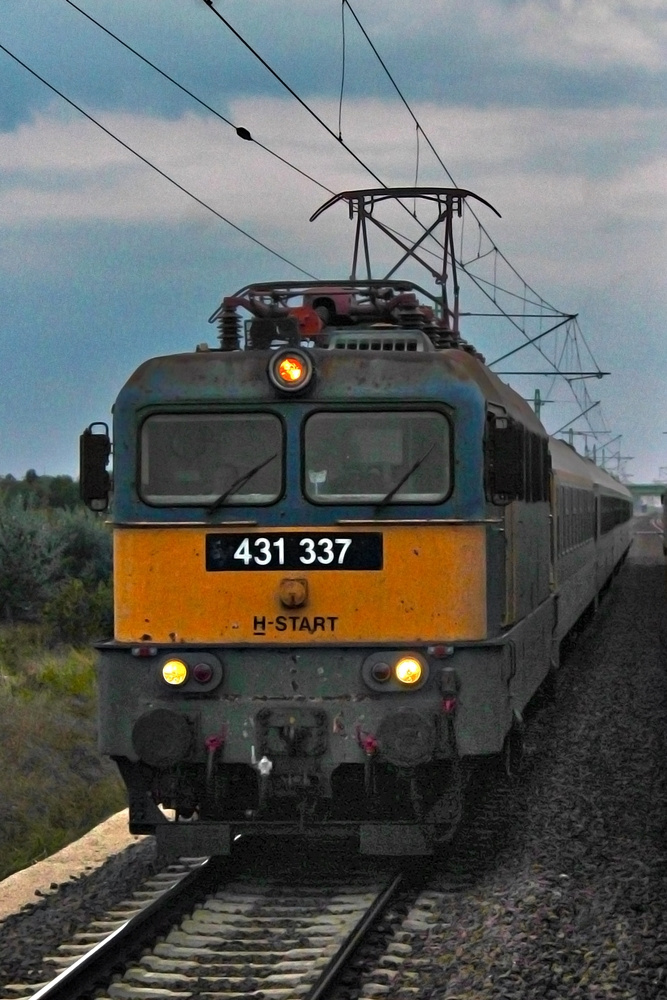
<box><xmin>0</xmin><ymin>96</ymin><xmax>664</xmax><ymax>299</ymax></box>
<box><xmin>479</xmin><ymin>0</ymin><xmax>667</xmax><ymax>72</ymax></box>
<box><xmin>2</xmin><ymin>0</ymin><xmax>665</xmax><ymax>142</ymax></box>
<box><xmin>353</xmin><ymin>0</ymin><xmax>667</xmax><ymax>72</ymax></box>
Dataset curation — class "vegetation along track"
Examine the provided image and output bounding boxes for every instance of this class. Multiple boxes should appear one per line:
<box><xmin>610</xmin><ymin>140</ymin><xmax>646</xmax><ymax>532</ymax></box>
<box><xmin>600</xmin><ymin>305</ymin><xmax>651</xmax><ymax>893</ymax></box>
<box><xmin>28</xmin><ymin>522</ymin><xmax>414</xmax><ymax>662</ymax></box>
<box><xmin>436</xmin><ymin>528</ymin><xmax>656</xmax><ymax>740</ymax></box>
<box><xmin>2</xmin><ymin>846</ymin><xmax>428</xmax><ymax>1000</ymax></box>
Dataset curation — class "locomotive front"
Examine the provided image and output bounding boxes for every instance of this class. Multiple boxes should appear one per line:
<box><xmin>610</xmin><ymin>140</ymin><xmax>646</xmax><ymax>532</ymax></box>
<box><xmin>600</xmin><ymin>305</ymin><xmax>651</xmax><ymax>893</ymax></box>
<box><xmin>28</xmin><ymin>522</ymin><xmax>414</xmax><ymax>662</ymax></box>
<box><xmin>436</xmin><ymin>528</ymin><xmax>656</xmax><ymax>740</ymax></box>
<box><xmin>88</xmin><ymin>322</ymin><xmax>506</xmax><ymax>855</ymax></box>
<box><xmin>83</xmin><ymin>188</ymin><xmax>553</xmax><ymax>856</ymax></box>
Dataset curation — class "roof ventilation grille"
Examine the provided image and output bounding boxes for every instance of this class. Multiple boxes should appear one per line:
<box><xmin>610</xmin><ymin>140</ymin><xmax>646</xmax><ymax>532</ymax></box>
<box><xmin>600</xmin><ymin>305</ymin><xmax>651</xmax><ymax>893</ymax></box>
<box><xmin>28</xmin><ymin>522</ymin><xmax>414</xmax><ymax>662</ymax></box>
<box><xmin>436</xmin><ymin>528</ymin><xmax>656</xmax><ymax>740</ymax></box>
<box><xmin>327</xmin><ymin>330</ymin><xmax>434</xmax><ymax>352</ymax></box>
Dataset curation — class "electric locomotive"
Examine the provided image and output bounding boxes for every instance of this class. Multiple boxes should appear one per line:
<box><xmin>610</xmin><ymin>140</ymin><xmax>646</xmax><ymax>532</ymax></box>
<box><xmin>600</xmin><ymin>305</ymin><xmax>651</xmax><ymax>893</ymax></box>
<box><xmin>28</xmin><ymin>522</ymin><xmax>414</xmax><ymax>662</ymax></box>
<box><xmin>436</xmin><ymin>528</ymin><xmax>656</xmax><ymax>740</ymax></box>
<box><xmin>81</xmin><ymin>188</ymin><xmax>633</xmax><ymax>856</ymax></box>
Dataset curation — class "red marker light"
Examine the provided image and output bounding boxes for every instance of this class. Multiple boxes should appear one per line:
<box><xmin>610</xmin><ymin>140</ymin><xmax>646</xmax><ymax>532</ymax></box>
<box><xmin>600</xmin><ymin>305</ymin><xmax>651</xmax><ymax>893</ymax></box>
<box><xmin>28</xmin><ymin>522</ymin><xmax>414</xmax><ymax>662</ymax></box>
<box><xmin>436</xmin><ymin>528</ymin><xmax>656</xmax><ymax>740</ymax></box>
<box><xmin>131</xmin><ymin>645</ymin><xmax>157</xmax><ymax>658</ymax></box>
<box><xmin>371</xmin><ymin>661</ymin><xmax>392</xmax><ymax>682</ymax></box>
<box><xmin>193</xmin><ymin>662</ymin><xmax>213</xmax><ymax>684</ymax></box>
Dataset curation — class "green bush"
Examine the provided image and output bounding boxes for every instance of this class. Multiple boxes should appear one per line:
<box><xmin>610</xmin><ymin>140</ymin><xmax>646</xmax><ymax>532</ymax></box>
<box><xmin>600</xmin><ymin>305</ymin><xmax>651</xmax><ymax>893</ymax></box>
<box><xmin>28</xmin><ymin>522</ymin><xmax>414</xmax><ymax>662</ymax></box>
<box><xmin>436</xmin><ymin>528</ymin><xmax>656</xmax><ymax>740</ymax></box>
<box><xmin>52</xmin><ymin>507</ymin><xmax>112</xmax><ymax>586</ymax></box>
<box><xmin>0</xmin><ymin>499</ymin><xmax>62</xmax><ymax>621</ymax></box>
<box><xmin>0</xmin><ymin>635</ymin><xmax>126</xmax><ymax>880</ymax></box>
<box><xmin>0</xmin><ymin>487</ymin><xmax>121</xmax><ymax>879</ymax></box>
<box><xmin>0</xmin><ymin>622</ymin><xmax>47</xmax><ymax>675</ymax></box>
<box><xmin>33</xmin><ymin>647</ymin><xmax>97</xmax><ymax>698</ymax></box>
<box><xmin>43</xmin><ymin>578</ymin><xmax>113</xmax><ymax>646</ymax></box>
<box><xmin>0</xmin><ymin>471</ymin><xmax>81</xmax><ymax>511</ymax></box>
<box><xmin>0</xmin><ymin>498</ymin><xmax>112</xmax><ymax>630</ymax></box>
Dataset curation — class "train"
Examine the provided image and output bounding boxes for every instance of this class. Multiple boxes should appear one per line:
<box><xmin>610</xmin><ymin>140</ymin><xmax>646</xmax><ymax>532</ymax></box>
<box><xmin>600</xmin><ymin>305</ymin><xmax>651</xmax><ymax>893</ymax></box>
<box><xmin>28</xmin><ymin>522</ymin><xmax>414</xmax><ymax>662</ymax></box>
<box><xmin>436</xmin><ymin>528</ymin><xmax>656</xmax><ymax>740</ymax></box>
<box><xmin>80</xmin><ymin>188</ymin><xmax>633</xmax><ymax>857</ymax></box>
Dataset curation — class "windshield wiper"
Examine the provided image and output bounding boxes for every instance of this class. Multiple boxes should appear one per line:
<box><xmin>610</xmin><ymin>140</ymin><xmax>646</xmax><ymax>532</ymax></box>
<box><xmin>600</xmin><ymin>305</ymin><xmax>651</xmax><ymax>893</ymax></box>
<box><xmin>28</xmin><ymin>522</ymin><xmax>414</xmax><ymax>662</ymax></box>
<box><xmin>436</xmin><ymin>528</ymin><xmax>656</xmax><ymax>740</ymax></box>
<box><xmin>207</xmin><ymin>452</ymin><xmax>278</xmax><ymax>513</ymax></box>
<box><xmin>375</xmin><ymin>445</ymin><xmax>436</xmax><ymax>508</ymax></box>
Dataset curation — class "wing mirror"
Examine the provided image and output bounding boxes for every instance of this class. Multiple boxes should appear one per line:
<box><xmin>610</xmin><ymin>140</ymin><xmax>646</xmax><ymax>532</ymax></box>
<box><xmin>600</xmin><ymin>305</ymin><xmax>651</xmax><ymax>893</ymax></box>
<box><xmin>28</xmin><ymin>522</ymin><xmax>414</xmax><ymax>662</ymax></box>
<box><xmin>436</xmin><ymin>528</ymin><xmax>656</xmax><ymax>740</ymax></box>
<box><xmin>80</xmin><ymin>422</ymin><xmax>111</xmax><ymax>511</ymax></box>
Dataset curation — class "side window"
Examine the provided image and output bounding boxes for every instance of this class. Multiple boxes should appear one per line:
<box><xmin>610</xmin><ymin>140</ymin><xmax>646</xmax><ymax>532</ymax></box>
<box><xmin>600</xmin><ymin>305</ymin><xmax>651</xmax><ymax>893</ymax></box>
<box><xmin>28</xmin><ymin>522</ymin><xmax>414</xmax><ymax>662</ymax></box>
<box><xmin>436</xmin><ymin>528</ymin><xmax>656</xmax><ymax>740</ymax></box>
<box><xmin>487</xmin><ymin>415</ymin><xmax>524</xmax><ymax>502</ymax></box>
<box><xmin>524</xmin><ymin>430</ymin><xmax>533</xmax><ymax>501</ymax></box>
<box><xmin>600</xmin><ymin>494</ymin><xmax>633</xmax><ymax>534</ymax></box>
<box><xmin>486</xmin><ymin>415</ymin><xmax>549</xmax><ymax>504</ymax></box>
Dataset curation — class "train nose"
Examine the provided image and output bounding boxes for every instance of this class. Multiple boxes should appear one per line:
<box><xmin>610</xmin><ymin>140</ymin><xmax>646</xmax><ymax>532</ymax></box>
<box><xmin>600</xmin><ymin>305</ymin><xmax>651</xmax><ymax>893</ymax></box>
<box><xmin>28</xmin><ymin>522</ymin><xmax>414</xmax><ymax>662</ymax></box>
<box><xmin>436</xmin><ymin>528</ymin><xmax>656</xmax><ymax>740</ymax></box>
<box><xmin>132</xmin><ymin>709</ymin><xmax>193</xmax><ymax>767</ymax></box>
<box><xmin>376</xmin><ymin>710</ymin><xmax>436</xmax><ymax>766</ymax></box>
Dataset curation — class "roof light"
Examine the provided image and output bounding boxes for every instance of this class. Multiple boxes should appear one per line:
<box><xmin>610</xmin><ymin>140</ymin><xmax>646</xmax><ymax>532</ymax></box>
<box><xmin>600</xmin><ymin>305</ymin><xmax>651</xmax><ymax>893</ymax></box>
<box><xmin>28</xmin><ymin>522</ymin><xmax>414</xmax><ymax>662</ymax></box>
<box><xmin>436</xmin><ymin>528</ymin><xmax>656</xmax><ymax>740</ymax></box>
<box><xmin>268</xmin><ymin>349</ymin><xmax>314</xmax><ymax>392</ymax></box>
<box><xmin>395</xmin><ymin>656</ymin><xmax>423</xmax><ymax>686</ymax></box>
<box><xmin>162</xmin><ymin>658</ymin><xmax>188</xmax><ymax>686</ymax></box>
<box><xmin>279</xmin><ymin>357</ymin><xmax>303</xmax><ymax>382</ymax></box>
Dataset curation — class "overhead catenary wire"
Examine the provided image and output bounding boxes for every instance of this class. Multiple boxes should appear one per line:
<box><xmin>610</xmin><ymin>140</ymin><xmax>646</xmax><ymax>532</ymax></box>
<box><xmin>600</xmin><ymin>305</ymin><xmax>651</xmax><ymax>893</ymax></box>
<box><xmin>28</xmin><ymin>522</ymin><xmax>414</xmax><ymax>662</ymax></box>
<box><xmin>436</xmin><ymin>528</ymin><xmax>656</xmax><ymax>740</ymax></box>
<box><xmin>200</xmin><ymin>0</ymin><xmax>387</xmax><ymax>189</ymax></box>
<box><xmin>60</xmin><ymin>0</ymin><xmax>446</xmax><ymax>275</ymax></box>
<box><xmin>341</xmin><ymin>0</ymin><xmax>562</xmax><ymax>316</ymax></box>
<box><xmin>66</xmin><ymin>0</ymin><xmax>488</xmax><ymax>290</ymax></box>
<box><xmin>337</xmin><ymin>0</ymin><xmax>614</xmax><ymax>447</ymax></box>
<box><xmin>62</xmin><ymin>0</ymin><xmax>335</xmax><ymax>196</ymax></box>
<box><xmin>337</xmin><ymin>0</ymin><xmax>346</xmax><ymax>141</ymax></box>
<box><xmin>200</xmin><ymin>0</ymin><xmax>584</xmax><ymax>368</ymax></box>
<box><xmin>0</xmin><ymin>39</ymin><xmax>320</xmax><ymax>281</ymax></box>
<box><xmin>80</xmin><ymin>0</ymin><xmax>564</xmax><ymax>374</ymax></box>
<box><xmin>59</xmin><ymin>0</ymin><xmax>478</xmax><ymax>294</ymax></box>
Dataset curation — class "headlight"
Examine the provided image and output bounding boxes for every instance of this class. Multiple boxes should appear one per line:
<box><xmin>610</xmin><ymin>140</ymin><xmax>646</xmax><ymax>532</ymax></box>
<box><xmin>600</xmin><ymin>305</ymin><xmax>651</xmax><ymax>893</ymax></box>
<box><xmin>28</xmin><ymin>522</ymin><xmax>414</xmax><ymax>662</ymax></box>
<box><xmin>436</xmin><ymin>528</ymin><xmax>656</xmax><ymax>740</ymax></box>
<box><xmin>362</xmin><ymin>651</ymin><xmax>428</xmax><ymax>691</ymax></box>
<box><xmin>394</xmin><ymin>656</ymin><xmax>423</xmax><ymax>685</ymax></box>
<box><xmin>162</xmin><ymin>658</ymin><xmax>188</xmax><ymax>686</ymax></box>
<box><xmin>268</xmin><ymin>349</ymin><xmax>314</xmax><ymax>392</ymax></box>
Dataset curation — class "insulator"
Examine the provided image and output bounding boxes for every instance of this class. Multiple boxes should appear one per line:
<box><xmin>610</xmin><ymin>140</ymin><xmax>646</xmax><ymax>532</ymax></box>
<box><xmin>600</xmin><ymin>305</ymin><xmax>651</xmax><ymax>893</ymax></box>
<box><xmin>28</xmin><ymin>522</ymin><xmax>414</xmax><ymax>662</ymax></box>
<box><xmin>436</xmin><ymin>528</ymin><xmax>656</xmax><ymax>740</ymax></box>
<box><xmin>217</xmin><ymin>308</ymin><xmax>241</xmax><ymax>351</ymax></box>
<box><xmin>396</xmin><ymin>307</ymin><xmax>424</xmax><ymax>329</ymax></box>
<box><xmin>431</xmin><ymin>327</ymin><xmax>460</xmax><ymax>350</ymax></box>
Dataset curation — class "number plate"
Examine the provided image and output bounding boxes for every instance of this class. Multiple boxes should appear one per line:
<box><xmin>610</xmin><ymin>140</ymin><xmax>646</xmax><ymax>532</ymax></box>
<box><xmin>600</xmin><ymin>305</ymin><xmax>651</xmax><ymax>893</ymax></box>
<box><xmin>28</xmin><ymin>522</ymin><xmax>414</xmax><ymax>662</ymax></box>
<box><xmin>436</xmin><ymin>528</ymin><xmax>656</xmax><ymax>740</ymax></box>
<box><xmin>206</xmin><ymin>532</ymin><xmax>383</xmax><ymax>571</ymax></box>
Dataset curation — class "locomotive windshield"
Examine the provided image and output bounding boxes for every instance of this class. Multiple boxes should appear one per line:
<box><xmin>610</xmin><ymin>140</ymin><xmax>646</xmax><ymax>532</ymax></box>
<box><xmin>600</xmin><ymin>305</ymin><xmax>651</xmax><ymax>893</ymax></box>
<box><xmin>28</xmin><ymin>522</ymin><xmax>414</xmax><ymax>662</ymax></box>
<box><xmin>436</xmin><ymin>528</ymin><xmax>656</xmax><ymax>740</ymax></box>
<box><xmin>304</xmin><ymin>410</ymin><xmax>450</xmax><ymax>504</ymax></box>
<box><xmin>140</xmin><ymin>413</ymin><xmax>282</xmax><ymax>505</ymax></box>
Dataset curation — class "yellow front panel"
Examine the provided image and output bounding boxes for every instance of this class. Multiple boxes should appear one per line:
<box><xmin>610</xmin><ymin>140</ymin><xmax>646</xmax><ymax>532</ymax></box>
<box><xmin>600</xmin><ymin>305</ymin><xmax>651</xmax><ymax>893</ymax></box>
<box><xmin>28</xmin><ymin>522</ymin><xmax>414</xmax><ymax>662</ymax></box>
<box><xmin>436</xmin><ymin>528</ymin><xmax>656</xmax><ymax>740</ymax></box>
<box><xmin>114</xmin><ymin>525</ymin><xmax>487</xmax><ymax>644</ymax></box>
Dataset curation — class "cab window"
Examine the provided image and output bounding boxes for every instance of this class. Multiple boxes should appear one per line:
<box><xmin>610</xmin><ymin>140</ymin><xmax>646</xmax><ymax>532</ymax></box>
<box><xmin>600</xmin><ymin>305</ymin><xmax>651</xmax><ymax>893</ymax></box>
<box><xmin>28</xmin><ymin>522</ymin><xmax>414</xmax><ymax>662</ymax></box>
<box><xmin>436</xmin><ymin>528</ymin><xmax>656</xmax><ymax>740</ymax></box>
<box><xmin>304</xmin><ymin>411</ymin><xmax>450</xmax><ymax>504</ymax></box>
<box><xmin>140</xmin><ymin>413</ymin><xmax>282</xmax><ymax>505</ymax></box>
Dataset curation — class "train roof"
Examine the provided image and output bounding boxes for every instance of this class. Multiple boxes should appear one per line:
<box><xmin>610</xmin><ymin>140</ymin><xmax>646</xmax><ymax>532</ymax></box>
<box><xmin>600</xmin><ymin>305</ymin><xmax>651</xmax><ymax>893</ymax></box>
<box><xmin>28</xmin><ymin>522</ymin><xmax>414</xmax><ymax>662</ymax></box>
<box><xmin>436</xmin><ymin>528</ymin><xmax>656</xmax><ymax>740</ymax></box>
<box><xmin>120</xmin><ymin>340</ymin><xmax>547</xmax><ymax>438</ymax></box>
<box><xmin>549</xmin><ymin>437</ymin><xmax>632</xmax><ymax>498</ymax></box>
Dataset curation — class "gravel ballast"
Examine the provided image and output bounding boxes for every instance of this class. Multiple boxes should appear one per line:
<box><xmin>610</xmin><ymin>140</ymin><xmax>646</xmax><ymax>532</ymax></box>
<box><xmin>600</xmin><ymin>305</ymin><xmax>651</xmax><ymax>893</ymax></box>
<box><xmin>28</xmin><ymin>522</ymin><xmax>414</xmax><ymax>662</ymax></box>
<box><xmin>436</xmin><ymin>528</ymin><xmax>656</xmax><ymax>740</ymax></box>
<box><xmin>356</xmin><ymin>530</ymin><xmax>667</xmax><ymax>999</ymax></box>
<box><xmin>0</xmin><ymin>832</ymin><xmax>157</xmax><ymax>989</ymax></box>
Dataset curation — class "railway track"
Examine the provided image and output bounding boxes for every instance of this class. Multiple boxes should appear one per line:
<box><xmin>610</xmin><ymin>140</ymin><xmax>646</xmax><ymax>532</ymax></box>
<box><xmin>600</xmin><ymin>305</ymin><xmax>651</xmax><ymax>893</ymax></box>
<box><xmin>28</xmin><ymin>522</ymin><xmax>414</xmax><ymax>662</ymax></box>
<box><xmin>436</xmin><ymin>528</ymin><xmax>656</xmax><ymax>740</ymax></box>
<box><xmin>2</xmin><ymin>856</ymin><xmax>220</xmax><ymax>1000</ymax></box>
<box><xmin>3</xmin><ymin>848</ymin><xmax>423</xmax><ymax>1000</ymax></box>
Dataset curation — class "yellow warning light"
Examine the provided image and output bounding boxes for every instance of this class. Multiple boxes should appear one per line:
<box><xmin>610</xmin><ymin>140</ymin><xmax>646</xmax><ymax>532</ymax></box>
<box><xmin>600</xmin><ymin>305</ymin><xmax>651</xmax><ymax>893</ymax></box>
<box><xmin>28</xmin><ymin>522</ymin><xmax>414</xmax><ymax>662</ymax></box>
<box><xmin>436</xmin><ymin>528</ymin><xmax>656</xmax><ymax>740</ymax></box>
<box><xmin>394</xmin><ymin>656</ymin><xmax>423</xmax><ymax>686</ymax></box>
<box><xmin>162</xmin><ymin>658</ymin><xmax>188</xmax><ymax>686</ymax></box>
<box><xmin>268</xmin><ymin>350</ymin><xmax>313</xmax><ymax>392</ymax></box>
<box><xmin>278</xmin><ymin>356</ymin><xmax>305</xmax><ymax>383</ymax></box>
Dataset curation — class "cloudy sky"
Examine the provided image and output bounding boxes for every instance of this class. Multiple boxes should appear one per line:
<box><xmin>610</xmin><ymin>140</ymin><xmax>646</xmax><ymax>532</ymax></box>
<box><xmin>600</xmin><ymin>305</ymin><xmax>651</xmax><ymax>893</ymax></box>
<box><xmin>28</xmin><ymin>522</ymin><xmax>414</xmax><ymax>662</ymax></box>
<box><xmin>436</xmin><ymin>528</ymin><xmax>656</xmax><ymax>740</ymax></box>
<box><xmin>0</xmin><ymin>0</ymin><xmax>665</xmax><ymax>483</ymax></box>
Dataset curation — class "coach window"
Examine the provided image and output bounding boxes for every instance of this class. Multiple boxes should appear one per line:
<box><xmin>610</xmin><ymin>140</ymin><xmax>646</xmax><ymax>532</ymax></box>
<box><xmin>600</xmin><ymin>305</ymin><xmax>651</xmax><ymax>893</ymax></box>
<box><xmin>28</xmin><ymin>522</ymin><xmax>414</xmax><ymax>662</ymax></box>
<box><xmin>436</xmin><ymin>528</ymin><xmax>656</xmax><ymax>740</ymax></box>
<box><xmin>140</xmin><ymin>413</ymin><xmax>283</xmax><ymax>505</ymax></box>
<box><xmin>303</xmin><ymin>410</ymin><xmax>450</xmax><ymax>504</ymax></box>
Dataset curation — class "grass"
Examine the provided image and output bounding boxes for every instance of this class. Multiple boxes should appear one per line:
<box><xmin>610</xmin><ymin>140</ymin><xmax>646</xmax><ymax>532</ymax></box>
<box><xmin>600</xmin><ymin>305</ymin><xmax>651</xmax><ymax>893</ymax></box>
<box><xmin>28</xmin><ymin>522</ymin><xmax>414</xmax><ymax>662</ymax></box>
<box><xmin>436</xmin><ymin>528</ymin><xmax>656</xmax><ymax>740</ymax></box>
<box><xmin>0</xmin><ymin>624</ymin><xmax>126</xmax><ymax>881</ymax></box>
